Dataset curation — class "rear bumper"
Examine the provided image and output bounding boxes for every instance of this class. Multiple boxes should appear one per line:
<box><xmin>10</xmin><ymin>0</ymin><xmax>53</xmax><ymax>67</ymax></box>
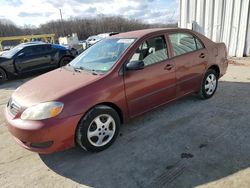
<box><xmin>4</xmin><ymin>107</ymin><xmax>82</xmax><ymax>154</ymax></box>
<box><xmin>219</xmin><ymin>58</ymin><xmax>229</xmax><ymax>78</ymax></box>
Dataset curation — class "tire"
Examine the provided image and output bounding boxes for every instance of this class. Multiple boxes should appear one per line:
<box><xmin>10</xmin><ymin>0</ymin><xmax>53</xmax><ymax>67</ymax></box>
<box><xmin>76</xmin><ymin>105</ymin><xmax>120</xmax><ymax>152</ymax></box>
<box><xmin>0</xmin><ymin>68</ymin><xmax>7</xmax><ymax>84</ymax></box>
<box><xmin>199</xmin><ymin>69</ymin><xmax>218</xmax><ymax>99</ymax></box>
<box><xmin>59</xmin><ymin>56</ymin><xmax>72</xmax><ymax>67</ymax></box>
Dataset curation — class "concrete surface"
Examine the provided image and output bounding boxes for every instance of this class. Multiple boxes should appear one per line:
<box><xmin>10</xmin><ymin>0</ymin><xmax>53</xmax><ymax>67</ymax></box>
<box><xmin>1</xmin><ymin>62</ymin><xmax>250</xmax><ymax>188</ymax></box>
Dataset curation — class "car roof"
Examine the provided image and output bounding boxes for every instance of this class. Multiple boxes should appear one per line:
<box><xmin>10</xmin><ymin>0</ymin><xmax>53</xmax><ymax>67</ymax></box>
<box><xmin>87</xmin><ymin>35</ymin><xmax>100</xmax><ymax>39</ymax></box>
<box><xmin>111</xmin><ymin>28</ymin><xmax>192</xmax><ymax>39</ymax></box>
<box><xmin>20</xmin><ymin>42</ymin><xmax>49</xmax><ymax>47</ymax></box>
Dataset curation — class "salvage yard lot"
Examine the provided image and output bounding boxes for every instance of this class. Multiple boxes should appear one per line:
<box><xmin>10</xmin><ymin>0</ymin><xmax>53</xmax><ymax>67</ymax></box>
<box><xmin>0</xmin><ymin>63</ymin><xmax>250</xmax><ymax>188</ymax></box>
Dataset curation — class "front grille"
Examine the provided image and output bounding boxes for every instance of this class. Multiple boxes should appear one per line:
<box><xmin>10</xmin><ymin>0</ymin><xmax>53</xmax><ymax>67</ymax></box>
<box><xmin>7</xmin><ymin>98</ymin><xmax>21</xmax><ymax>116</ymax></box>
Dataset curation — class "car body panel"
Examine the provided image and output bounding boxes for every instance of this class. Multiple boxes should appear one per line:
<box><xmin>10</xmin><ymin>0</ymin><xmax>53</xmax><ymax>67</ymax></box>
<box><xmin>4</xmin><ymin>107</ymin><xmax>82</xmax><ymax>154</ymax></box>
<box><xmin>12</xmin><ymin>68</ymin><xmax>103</xmax><ymax>108</ymax></box>
<box><xmin>0</xmin><ymin>57</ymin><xmax>16</xmax><ymax>76</ymax></box>
<box><xmin>124</xmin><ymin>59</ymin><xmax>176</xmax><ymax>117</ymax></box>
<box><xmin>171</xmin><ymin>48</ymin><xmax>207</xmax><ymax>97</ymax></box>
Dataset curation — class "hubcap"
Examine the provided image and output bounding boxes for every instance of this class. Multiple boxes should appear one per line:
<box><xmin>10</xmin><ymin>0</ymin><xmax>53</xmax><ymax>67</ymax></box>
<box><xmin>87</xmin><ymin>114</ymin><xmax>116</xmax><ymax>147</ymax></box>
<box><xmin>205</xmin><ymin>73</ymin><xmax>217</xmax><ymax>95</ymax></box>
<box><xmin>0</xmin><ymin>71</ymin><xmax>4</xmax><ymax>80</ymax></box>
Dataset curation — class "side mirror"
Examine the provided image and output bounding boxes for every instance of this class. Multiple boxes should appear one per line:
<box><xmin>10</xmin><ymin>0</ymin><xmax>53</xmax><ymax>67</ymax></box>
<box><xmin>17</xmin><ymin>52</ymin><xmax>25</xmax><ymax>58</ymax></box>
<box><xmin>126</xmin><ymin>60</ymin><xmax>144</xmax><ymax>70</ymax></box>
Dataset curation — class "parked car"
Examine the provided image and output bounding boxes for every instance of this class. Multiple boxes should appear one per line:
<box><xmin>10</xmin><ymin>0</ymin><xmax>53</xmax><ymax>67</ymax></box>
<box><xmin>78</xmin><ymin>40</ymin><xmax>87</xmax><ymax>50</ymax></box>
<box><xmin>4</xmin><ymin>28</ymin><xmax>228</xmax><ymax>153</ymax></box>
<box><xmin>0</xmin><ymin>51</ymin><xmax>6</xmax><ymax>56</ymax></box>
<box><xmin>86</xmin><ymin>35</ymin><xmax>103</xmax><ymax>47</ymax></box>
<box><xmin>86</xmin><ymin>32</ymin><xmax>119</xmax><ymax>47</ymax></box>
<box><xmin>0</xmin><ymin>42</ymin><xmax>75</xmax><ymax>82</ymax></box>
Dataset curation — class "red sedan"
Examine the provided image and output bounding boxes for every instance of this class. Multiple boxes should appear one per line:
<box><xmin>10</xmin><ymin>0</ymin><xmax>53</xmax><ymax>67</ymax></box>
<box><xmin>4</xmin><ymin>28</ymin><xmax>228</xmax><ymax>153</ymax></box>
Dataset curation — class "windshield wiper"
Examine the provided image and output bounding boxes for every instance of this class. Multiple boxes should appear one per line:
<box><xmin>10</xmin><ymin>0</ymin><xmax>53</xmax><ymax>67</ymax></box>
<box><xmin>78</xmin><ymin>67</ymin><xmax>101</xmax><ymax>75</ymax></box>
<box><xmin>77</xmin><ymin>66</ymin><xmax>93</xmax><ymax>73</ymax></box>
<box><xmin>90</xmin><ymin>69</ymin><xmax>101</xmax><ymax>75</ymax></box>
<box><xmin>68</xmin><ymin>65</ymin><xmax>102</xmax><ymax>75</ymax></box>
<box><xmin>67</xmin><ymin>64</ymin><xmax>84</xmax><ymax>73</ymax></box>
<box><xmin>74</xmin><ymin>67</ymin><xmax>84</xmax><ymax>72</ymax></box>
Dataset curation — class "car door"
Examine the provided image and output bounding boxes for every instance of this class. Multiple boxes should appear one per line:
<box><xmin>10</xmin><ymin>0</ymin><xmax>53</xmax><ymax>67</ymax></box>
<box><xmin>15</xmin><ymin>45</ymin><xmax>52</xmax><ymax>73</ymax></box>
<box><xmin>168</xmin><ymin>32</ymin><xmax>207</xmax><ymax>97</ymax></box>
<box><xmin>28</xmin><ymin>44</ymin><xmax>53</xmax><ymax>69</ymax></box>
<box><xmin>123</xmin><ymin>35</ymin><xmax>176</xmax><ymax>117</ymax></box>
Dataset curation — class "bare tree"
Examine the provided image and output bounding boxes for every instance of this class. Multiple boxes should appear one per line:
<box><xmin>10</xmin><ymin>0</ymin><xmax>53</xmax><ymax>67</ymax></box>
<box><xmin>0</xmin><ymin>16</ymin><xmax>177</xmax><ymax>40</ymax></box>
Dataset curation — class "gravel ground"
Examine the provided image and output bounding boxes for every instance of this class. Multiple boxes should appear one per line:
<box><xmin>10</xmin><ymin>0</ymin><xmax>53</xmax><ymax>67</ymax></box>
<box><xmin>0</xmin><ymin>62</ymin><xmax>250</xmax><ymax>188</ymax></box>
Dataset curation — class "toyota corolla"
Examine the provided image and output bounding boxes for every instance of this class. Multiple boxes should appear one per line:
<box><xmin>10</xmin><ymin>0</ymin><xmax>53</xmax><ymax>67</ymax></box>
<box><xmin>4</xmin><ymin>28</ymin><xmax>228</xmax><ymax>153</ymax></box>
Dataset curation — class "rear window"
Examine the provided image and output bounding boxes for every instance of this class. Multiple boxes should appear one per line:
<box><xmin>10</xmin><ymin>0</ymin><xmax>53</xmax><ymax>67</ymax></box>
<box><xmin>169</xmin><ymin>33</ymin><xmax>204</xmax><ymax>57</ymax></box>
<box><xmin>195</xmin><ymin>38</ymin><xmax>204</xmax><ymax>49</ymax></box>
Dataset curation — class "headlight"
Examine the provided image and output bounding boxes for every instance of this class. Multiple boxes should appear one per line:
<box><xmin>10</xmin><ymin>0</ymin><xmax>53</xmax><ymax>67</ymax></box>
<box><xmin>21</xmin><ymin>102</ymin><xmax>64</xmax><ymax>120</ymax></box>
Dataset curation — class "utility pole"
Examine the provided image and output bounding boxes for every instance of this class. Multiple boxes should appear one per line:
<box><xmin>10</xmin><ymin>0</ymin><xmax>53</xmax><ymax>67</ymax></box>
<box><xmin>59</xmin><ymin>9</ymin><xmax>66</xmax><ymax>36</ymax></box>
<box><xmin>60</xmin><ymin>9</ymin><xmax>63</xmax><ymax>22</ymax></box>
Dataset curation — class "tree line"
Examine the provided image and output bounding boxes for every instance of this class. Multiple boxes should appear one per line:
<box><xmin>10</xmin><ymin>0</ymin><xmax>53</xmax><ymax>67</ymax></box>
<box><xmin>0</xmin><ymin>16</ymin><xmax>177</xmax><ymax>41</ymax></box>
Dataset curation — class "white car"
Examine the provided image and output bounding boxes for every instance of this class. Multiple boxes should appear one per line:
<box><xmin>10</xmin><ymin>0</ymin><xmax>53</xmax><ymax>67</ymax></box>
<box><xmin>86</xmin><ymin>32</ymin><xmax>119</xmax><ymax>47</ymax></box>
<box><xmin>86</xmin><ymin>35</ymin><xmax>103</xmax><ymax>47</ymax></box>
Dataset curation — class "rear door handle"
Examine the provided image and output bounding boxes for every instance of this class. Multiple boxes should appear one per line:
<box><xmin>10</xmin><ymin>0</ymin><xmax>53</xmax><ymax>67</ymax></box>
<box><xmin>164</xmin><ymin>63</ymin><xmax>173</xmax><ymax>70</ymax></box>
<box><xmin>199</xmin><ymin>53</ymin><xmax>205</xmax><ymax>58</ymax></box>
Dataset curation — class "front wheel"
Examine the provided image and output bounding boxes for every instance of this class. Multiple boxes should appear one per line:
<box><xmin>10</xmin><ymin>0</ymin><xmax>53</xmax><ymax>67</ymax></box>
<box><xmin>198</xmin><ymin>69</ymin><xmax>218</xmax><ymax>99</ymax></box>
<box><xmin>0</xmin><ymin>68</ymin><xmax>7</xmax><ymax>84</ymax></box>
<box><xmin>59</xmin><ymin>56</ymin><xmax>72</xmax><ymax>67</ymax></box>
<box><xmin>76</xmin><ymin>105</ymin><xmax>120</xmax><ymax>152</ymax></box>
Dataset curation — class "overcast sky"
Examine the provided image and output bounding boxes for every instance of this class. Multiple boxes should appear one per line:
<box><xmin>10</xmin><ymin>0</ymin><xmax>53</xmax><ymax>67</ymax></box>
<box><xmin>0</xmin><ymin>0</ymin><xmax>179</xmax><ymax>27</ymax></box>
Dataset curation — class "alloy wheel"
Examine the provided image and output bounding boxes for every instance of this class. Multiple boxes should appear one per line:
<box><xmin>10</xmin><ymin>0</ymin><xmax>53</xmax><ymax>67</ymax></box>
<box><xmin>87</xmin><ymin>114</ymin><xmax>116</xmax><ymax>147</ymax></box>
<box><xmin>205</xmin><ymin>73</ymin><xmax>217</xmax><ymax>95</ymax></box>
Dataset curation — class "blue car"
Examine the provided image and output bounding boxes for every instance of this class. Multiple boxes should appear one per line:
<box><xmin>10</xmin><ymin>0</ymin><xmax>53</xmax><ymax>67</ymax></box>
<box><xmin>0</xmin><ymin>42</ymin><xmax>76</xmax><ymax>82</ymax></box>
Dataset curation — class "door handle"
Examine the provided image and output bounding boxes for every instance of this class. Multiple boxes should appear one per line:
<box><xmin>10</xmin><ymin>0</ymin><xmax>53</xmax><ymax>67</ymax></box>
<box><xmin>199</xmin><ymin>53</ymin><xmax>205</xmax><ymax>58</ymax></box>
<box><xmin>164</xmin><ymin>63</ymin><xmax>173</xmax><ymax>70</ymax></box>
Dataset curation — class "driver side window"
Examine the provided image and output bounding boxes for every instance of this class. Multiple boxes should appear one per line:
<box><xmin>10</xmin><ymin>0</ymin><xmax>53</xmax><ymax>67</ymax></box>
<box><xmin>20</xmin><ymin>47</ymin><xmax>33</xmax><ymax>57</ymax></box>
<box><xmin>130</xmin><ymin>36</ymin><xmax>168</xmax><ymax>66</ymax></box>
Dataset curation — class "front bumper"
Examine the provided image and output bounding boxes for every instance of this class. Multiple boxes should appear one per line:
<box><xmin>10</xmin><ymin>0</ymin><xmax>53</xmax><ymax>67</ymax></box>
<box><xmin>4</xmin><ymin>107</ymin><xmax>82</xmax><ymax>154</ymax></box>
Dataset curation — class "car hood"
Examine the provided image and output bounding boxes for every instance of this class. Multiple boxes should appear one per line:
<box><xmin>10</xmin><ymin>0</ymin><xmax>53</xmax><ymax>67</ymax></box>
<box><xmin>12</xmin><ymin>68</ymin><xmax>102</xmax><ymax>107</ymax></box>
<box><xmin>0</xmin><ymin>56</ymin><xmax>9</xmax><ymax>62</ymax></box>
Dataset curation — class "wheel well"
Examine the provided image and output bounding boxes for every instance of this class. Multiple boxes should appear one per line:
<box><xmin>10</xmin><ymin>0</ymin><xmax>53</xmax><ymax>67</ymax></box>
<box><xmin>60</xmin><ymin>55</ymin><xmax>74</xmax><ymax>61</ymax></box>
<box><xmin>96</xmin><ymin>102</ymin><xmax>124</xmax><ymax>124</ymax></box>
<box><xmin>208</xmin><ymin>65</ymin><xmax>220</xmax><ymax>77</ymax></box>
<box><xmin>58</xmin><ymin>55</ymin><xmax>74</xmax><ymax>67</ymax></box>
<box><xmin>74</xmin><ymin>102</ymin><xmax>124</xmax><ymax>148</ymax></box>
<box><xmin>0</xmin><ymin>66</ymin><xmax>7</xmax><ymax>78</ymax></box>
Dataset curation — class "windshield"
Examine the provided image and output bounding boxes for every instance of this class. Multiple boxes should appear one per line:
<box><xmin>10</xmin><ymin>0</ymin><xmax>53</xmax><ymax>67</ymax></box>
<box><xmin>69</xmin><ymin>38</ymin><xmax>135</xmax><ymax>73</ymax></box>
<box><xmin>1</xmin><ymin>45</ymin><xmax>23</xmax><ymax>58</ymax></box>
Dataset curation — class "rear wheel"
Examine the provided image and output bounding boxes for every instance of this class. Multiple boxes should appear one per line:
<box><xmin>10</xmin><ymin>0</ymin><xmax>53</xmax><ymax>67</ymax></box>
<box><xmin>59</xmin><ymin>56</ymin><xmax>72</xmax><ymax>67</ymax></box>
<box><xmin>0</xmin><ymin>68</ymin><xmax>7</xmax><ymax>83</ymax></box>
<box><xmin>76</xmin><ymin>105</ymin><xmax>120</xmax><ymax>152</ymax></box>
<box><xmin>199</xmin><ymin>69</ymin><xmax>218</xmax><ymax>99</ymax></box>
